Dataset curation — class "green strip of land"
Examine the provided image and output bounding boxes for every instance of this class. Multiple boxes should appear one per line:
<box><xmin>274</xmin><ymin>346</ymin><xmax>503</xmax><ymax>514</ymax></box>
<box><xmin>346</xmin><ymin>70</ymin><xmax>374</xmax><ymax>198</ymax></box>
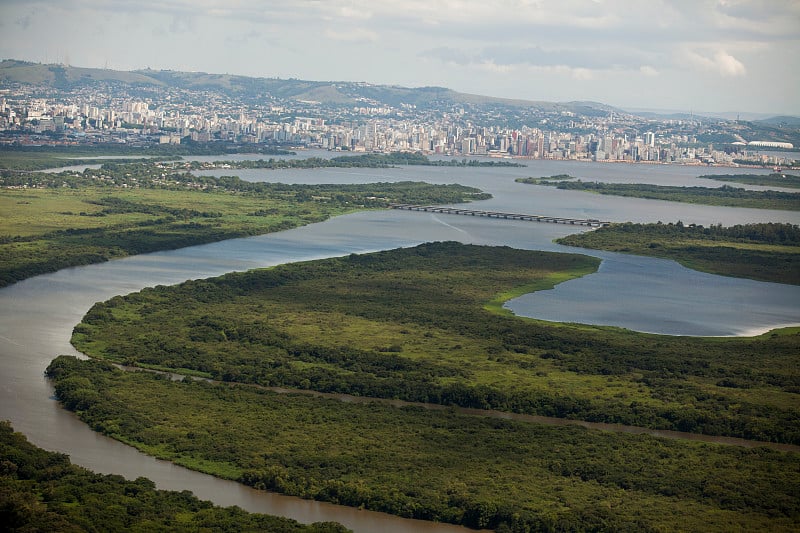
<box><xmin>0</xmin><ymin>421</ymin><xmax>349</xmax><ymax>533</ymax></box>
<box><xmin>0</xmin><ymin>161</ymin><xmax>489</xmax><ymax>288</ymax></box>
<box><xmin>184</xmin><ymin>152</ymin><xmax>523</xmax><ymax>170</ymax></box>
<box><xmin>0</xmin><ymin>144</ymin><xmax>294</xmax><ymax>171</ymax></box>
<box><xmin>516</xmin><ymin>175</ymin><xmax>800</xmax><ymax>210</ymax></box>
<box><xmin>699</xmin><ymin>172</ymin><xmax>800</xmax><ymax>189</ymax></box>
<box><xmin>70</xmin><ymin>243</ymin><xmax>799</xmax><ymax>444</ymax></box>
<box><xmin>557</xmin><ymin>221</ymin><xmax>800</xmax><ymax>285</ymax></box>
<box><xmin>0</xmin><ymin>146</ymin><xmax>521</xmax><ymax>172</ymax></box>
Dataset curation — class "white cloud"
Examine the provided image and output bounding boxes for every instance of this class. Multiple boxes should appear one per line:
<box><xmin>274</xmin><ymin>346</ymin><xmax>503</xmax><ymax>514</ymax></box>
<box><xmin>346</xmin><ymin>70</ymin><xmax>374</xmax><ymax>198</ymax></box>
<box><xmin>713</xmin><ymin>50</ymin><xmax>747</xmax><ymax>76</ymax></box>
<box><xmin>474</xmin><ymin>61</ymin><xmax>518</xmax><ymax>74</ymax></box>
<box><xmin>570</xmin><ymin>67</ymin><xmax>594</xmax><ymax>81</ymax></box>
<box><xmin>424</xmin><ymin>44</ymin><xmax>653</xmax><ymax>79</ymax></box>
<box><xmin>640</xmin><ymin>65</ymin><xmax>659</xmax><ymax>76</ymax></box>
<box><xmin>468</xmin><ymin>61</ymin><xmax>597</xmax><ymax>81</ymax></box>
<box><xmin>682</xmin><ymin>47</ymin><xmax>747</xmax><ymax>77</ymax></box>
<box><xmin>324</xmin><ymin>28</ymin><xmax>378</xmax><ymax>43</ymax></box>
<box><xmin>337</xmin><ymin>5</ymin><xmax>372</xmax><ymax>20</ymax></box>
<box><xmin>168</xmin><ymin>13</ymin><xmax>195</xmax><ymax>34</ymax></box>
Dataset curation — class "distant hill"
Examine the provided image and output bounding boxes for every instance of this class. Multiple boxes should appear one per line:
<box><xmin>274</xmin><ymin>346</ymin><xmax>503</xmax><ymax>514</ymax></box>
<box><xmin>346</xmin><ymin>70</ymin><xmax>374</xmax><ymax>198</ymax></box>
<box><xmin>0</xmin><ymin>59</ymin><xmax>164</xmax><ymax>88</ymax></box>
<box><xmin>628</xmin><ymin>110</ymin><xmax>709</xmax><ymax>121</ymax></box>
<box><xmin>0</xmin><ymin>59</ymin><xmax>624</xmax><ymax>117</ymax></box>
<box><xmin>757</xmin><ymin>116</ymin><xmax>800</xmax><ymax>128</ymax></box>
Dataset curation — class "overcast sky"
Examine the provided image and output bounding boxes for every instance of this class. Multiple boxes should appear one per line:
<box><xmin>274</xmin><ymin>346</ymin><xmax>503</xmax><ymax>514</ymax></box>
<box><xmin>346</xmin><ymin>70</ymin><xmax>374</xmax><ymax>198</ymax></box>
<box><xmin>1</xmin><ymin>0</ymin><xmax>798</xmax><ymax>116</ymax></box>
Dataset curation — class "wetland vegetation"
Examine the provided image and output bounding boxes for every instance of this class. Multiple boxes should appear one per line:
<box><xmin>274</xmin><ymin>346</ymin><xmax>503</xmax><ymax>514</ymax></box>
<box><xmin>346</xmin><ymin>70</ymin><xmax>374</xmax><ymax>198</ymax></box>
<box><xmin>557</xmin><ymin>221</ymin><xmax>800</xmax><ymax>284</ymax></box>
<box><xmin>44</xmin><ymin>355</ymin><xmax>800</xmax><ymax>532</ymax></box>
<box><xmin>47</xmin><ymin>243</ymin><xmax>800</xmax><ymax>530</ymax></box>
<box><xmin>698</xmin><ymin>172</ymin><xmax>800</xmax><ymax>189</ymax></box>
<box><xmin>0</xmin><ymin>420</ymin><xmax>349</xmax><ymax>532</ymax></box>
<box><xmin>0</xmin><ymin>143</ymin><xmax>294</xmax><ymax>171</ymax></box>
<box><xmin>0</xmin><ymin>146</ymin><xmax>520</xmax><ymax>173</ymax></box>
<box><xmin>183</xmin><ymin>152</ymin><xmax>524</xmax><ymax>170</ymax></box>
<box><xmin>515</xmin><ymin>175</ymin><xmax>800</xmax><ymax>210</ymax></box>
<box><xmin>66</xmin><ymin>243</ymin><xmax>800</xmax><ymax>445</ymax></box>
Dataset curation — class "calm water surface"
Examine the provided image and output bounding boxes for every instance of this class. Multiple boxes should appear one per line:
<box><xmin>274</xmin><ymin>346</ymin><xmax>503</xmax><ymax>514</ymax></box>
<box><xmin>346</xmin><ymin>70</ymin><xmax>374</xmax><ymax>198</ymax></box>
<box><xmin>195</xmin><ymin>158</ymin><xmax>800</xmax><ymax>225</ymax></box>
<box><xmin>2</xmin><ymin>160</ymin><xmax>799</xmax><ymax>531</ymax></box>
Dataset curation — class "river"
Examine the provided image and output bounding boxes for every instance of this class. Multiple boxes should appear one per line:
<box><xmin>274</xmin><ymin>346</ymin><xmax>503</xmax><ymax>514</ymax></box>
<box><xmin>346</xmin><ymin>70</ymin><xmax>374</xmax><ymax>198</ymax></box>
<box><xmin>1</xmin><ymin>158</ymin><xmax>799</xmax><ymax>531</ymax></box>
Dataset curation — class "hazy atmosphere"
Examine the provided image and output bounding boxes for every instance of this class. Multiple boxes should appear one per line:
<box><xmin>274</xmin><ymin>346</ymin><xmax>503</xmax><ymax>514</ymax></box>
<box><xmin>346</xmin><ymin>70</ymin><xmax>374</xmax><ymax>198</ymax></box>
<box><xmin>1</xmin><ymin>0</ymin><xmax>798</xmax><ymax>116</ymax></box>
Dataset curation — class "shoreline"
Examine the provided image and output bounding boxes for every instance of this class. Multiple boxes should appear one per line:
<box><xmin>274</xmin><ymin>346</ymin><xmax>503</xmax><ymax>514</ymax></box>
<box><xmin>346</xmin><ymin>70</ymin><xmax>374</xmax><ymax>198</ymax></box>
<box><xmin>3</xmin><ymin>143</ymin><xmax>798</xmax><ymax>173</ymax></box>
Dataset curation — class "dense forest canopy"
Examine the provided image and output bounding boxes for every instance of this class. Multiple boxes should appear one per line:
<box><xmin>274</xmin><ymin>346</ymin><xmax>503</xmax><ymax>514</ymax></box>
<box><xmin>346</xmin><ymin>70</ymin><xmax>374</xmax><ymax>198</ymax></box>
<box><xmin>0</xmin><ymin>420</ymin><xmax>349</xmax><ymax>532</ymax></box>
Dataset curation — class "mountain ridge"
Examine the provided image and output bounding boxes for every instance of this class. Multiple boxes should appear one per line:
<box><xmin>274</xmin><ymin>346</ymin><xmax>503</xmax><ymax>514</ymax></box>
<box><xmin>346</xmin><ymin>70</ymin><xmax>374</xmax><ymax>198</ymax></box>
<box><xmin>2</xmin><ymin>59</ymin><xmax>798</xmax><ymax>145</ymax></box>
<box><xmin>0</xmin><ymin>59</ymin><xmax>627</xmax><ymax>117</ymax></box>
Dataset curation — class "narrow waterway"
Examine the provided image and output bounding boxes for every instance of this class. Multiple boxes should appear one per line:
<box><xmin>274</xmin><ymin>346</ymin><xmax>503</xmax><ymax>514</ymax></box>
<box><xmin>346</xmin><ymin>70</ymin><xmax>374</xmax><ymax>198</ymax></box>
<box><xmin>0</xmin><ymin>213</ymin><xmax>486</xmax><ymax>533</ymax></box>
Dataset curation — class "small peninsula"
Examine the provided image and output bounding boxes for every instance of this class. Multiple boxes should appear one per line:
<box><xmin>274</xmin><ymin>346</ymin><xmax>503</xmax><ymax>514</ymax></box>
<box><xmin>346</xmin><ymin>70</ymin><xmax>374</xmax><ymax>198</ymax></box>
<box><xmin>556</xmin><ymin>221</ymin><xmax>800</xmax><ymax>285</ymax></box>
<box><xmin>516</xmin><ymin>175</ymin><xmax>800</xmax><ymax>210</ymax></box>
<box><xmin>49</xmin><ymin>242</ymin><xmax>800</xmax><ymax>532</ymax></box>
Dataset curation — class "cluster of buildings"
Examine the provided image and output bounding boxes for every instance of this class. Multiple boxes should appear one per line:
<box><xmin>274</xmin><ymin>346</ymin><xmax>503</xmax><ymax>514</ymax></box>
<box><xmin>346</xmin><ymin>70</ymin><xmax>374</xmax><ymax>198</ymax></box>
<box><xmin>0</xmin><ymin>82</ymin><xmax>796</xmax><ymax>169</ymax></box>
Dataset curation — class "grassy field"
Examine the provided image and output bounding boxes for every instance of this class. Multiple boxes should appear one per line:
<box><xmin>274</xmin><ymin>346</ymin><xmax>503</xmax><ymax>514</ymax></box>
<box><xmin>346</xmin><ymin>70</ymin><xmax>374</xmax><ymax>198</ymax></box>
<box><xmin>0</xmin><ymin>184</ymin><xmax>345</xmax><ymax>287</ymax></box>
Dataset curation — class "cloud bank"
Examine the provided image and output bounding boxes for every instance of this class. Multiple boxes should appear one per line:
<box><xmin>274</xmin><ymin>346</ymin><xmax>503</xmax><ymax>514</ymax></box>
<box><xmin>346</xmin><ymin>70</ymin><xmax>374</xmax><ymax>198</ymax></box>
<box><xmin>0</xmin><ymin>0</ymin><xmax>797</xmax><ymax>114</ymax></box>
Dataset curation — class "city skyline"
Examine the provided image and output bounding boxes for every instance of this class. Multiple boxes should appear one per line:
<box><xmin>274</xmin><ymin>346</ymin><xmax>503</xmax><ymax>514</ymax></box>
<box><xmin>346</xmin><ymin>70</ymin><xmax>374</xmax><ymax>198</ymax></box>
<box><xmin>1</xmin><ymin>0</ymin><xmax>799</xmax><ymax>116</ymax></box>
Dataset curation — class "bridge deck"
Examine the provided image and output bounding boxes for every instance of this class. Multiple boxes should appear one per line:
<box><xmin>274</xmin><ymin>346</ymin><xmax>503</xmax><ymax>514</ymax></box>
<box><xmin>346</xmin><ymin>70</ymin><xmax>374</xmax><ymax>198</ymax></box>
<box><xmin>388</xmin><ymin>204</ymin><xmax>610</xmax><ymax>227</ymax></box>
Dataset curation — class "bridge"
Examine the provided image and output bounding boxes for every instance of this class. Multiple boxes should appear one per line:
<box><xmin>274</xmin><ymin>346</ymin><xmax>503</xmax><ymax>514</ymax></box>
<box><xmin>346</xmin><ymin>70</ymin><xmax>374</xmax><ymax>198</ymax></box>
<box><xmin>389</xmin><ymin>204</ymin><xmax>610</xmax><ymax>227</ymax></box>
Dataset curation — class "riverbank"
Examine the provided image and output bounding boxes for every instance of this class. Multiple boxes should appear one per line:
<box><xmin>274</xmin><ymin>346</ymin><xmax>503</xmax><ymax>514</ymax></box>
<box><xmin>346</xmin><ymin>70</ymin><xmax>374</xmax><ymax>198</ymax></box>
<box><xmin>0</xmin><ymin>165</ymin><xmax>488</xmax><ymax>288</ymax></box>
<box><xmin>0</xmin><ymin>421</ymin><xmax>351</xmax><ymax>533</ymax></box>
<box><xmin>50</xmin><ymin>242</ymin><xmax>800</xmax><ymax>530</ymax></box>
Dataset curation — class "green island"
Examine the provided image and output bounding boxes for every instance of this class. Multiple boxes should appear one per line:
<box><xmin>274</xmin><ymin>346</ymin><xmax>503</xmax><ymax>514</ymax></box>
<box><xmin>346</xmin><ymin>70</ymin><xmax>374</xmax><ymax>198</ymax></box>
<box><xmin>0</xmin><ymin>420</ymin><xmax>349</xmax><ymax>532</ymax></box>
<box><xmin>515</xmin><ymin>175</ymin><xmax>800</xmax><ymax>210</ymax></box>
<box><xmin>0</xmin><ymin>161</ymin><xmax>489</xmax><ymax>288</ymax></box>
<box><xmin>0</xmin><ymin>147</ymin><xmax>521</xmax><ymax>173</ymax></box>
<box><xmin>185</xmin><ymin>152</ymin><xmax>524</xmax><ymax>171</ymax></box>
<box><xmin>49</xmin><ymin>243</ymin><xmax>800</xmax><ymax>531</ymax></box>
<box><xmin>557</xmin><ymin>221</ymin><xmax>800</xmax><ymax>285</ymax></box>
<box><xmin>0</xmin><ymin>143</ymin><xmax>295</xmax><ymax>171</ymax></box>
<box><xmin>698</xmin><ymin>172</ymin><xmax>800</xmax><ymax>189</ymax></box>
